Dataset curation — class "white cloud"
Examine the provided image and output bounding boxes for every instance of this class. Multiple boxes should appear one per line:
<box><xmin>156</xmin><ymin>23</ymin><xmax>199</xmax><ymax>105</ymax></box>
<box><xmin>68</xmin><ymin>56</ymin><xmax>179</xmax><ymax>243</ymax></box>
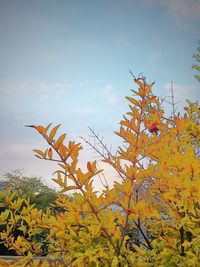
<box><xmin>144</xmin><ymin>0</ymin><xmax>200</xmax><ymax>26</ymax></box>
<box><xmin>109</xmin><ymin>94</ymin><xmax>117</xmax><ymax>104</ymax></box>
<box><xmin>103</xmin><ymin>84</ymin><xmax>112</xmax><ymax>95</ymax></box>
<box><xmin>41</xmin><ymin>94</ymin><xmax>49</xmax><ymax>99</ymax></box>
<box><xmin>73</xmin><ymin>106</ymin><xmax>95</xmax><ymax>116</ymax></box>
<box><xmin>93</xmin><ymin>79</ymin><xmax>102</xmax><ymax>83</ymax></box>
<box><xmin>0</xmin><ymin>141</ymin><xmax>58</xmax><ymax>188</ymax></box>
<box><xmin>0</xmin><ymin>81</ymin><xmax>30</xmax><ymax>94</ymax></box>
<box><xmin>163</xmin><ymin>82</ymin><xmax>200</xmax><ymax>113</ymax></box>
<box><xmin>82</xmin><ymin>106</ymin><xmax>95</xmax><ymax>115</ymax></box>
<box><xmin>166</xmin><ymin>0</ymin><xmax>200</xmax><ymax>19</ymax></box>
<box><xmin>102</xmin><ymin>84</ymin><xmax>117</xmax><ymax>104</ymax></box>
<box><xmin>34</xmin><ymin>81</ymin><xmax>78</xmax><ymax>93</ymax></box>
<box><xmin>0</xmin><ymin>81</ymin><xmax>61</xmax><ymax>95</ymax></box>
<box><xmin>0</xmin><ymin>79</ymin><xmax>102</xmax><ymax>95</ymax></box>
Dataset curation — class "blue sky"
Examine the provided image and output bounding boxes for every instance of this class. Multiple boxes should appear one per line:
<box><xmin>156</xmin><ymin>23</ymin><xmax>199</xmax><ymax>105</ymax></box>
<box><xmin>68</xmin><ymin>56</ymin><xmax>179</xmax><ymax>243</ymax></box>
<box><xmin>0</xmin><ymin>0</ymin><xmax>199</xmax><ymax>189</ymax></box>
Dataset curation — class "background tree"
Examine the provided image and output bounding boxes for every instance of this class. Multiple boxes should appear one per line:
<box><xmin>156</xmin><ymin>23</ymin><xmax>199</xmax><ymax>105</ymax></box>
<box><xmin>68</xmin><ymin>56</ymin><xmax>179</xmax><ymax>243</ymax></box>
<box><xmin>192</xmin><ymin>39</ymin><xmax>200</xmax><ymax>82</ymax></box>
<box><xmin>1</xmin><ymin>170</ymin><xmax>57</xmax><ymax>211</ymax></box>
<box><xmin>0</xmin><ymin>171</ymin><xmax>58</xmax><ymax>256</ymax></box>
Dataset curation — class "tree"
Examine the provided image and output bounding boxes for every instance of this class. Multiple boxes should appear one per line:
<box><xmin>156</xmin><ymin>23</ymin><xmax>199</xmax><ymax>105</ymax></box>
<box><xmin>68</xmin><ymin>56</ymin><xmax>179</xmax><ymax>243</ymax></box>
<box><xmin>192</xmin><ymin>39</ymin><xmax>200</xmax><ymax>82</ymax></box>
<box><xmin>0</xmin><ymin>171</ymin><xmax>57</xmax><ymax>256</ymax></box>
<box><xmin>0</xmin><ymin>77</ymin><xmax>199</xmax><ymax>266</ymax></box>
<box><xmin>1</xmin><ymin>170</ymin><xmax>57</xmax><ymax>211</ymax></box>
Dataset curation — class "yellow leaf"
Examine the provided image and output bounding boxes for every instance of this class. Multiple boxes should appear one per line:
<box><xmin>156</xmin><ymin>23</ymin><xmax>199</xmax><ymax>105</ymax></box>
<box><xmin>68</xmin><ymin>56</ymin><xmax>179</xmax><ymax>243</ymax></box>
<box><xmin>59</xmin><ymin>186</ymin><xmax>77</xmax><ymax>193</ymax></box>
<box><xmin>55</xmin><ymin>134</ymin><xmax>66</xmax><ymax>149</ymax></box>
<box><xmin>133</xmin><ymin>244</ymin><xmax>146</xmax><ymax>256</ymax></box>
<box><xmin>138</xmin><ymin>88</ymin><xmax>145</xmax><ymax>97</ymax></box>
<box><xmin>145</xmin><ymin>81</ymin><xmax>155</xmax><ymax>94</ymax></box>
<box><xmin>59</xmin><ymin>144</ymin><xmax>67</xmax><ymax>159</ymax></box>
<box><xmin>92</xmin><ymin>161</ymin><xmax>97</xmax><ymax>171</ymax></box>
<box><xmin>120</xmin><ymin>120</ymin><xmax>130</xmax><ymax>128</ymax></box>
<box><xmin>33</xmin><ymin>149</ymin><xmax>45</xmax><ymax>158</ymax></box>
<box><xmin>123</xmin><ymin>179</ymin><xmax>134</xmax><ymax>196</ymax></box>
<box><xmin>87</xmin><ymin>161</ymin><xmax>93</xmax><ymax>172</ymax></box>
<box><xmin>0</xmin><ymin>210</ymin><xmax>9</xmax><ymax>221</ymax></box>
<box><xmin>52</xmin><ymin>178</ymin><xmax>64</xmax><ymax>186</ymax></box>
<box><xmin>45</xmin><ymin>123</ymin><xmax>52</xmax><ymax>134</ymax></box>
<box><xmin>49</xmin><ymin>124</ymin><xmax>61</xmax><ymax>141</ymax></box>
<box><xmin>71</xmin><ymin>158</ymin><xmax>78</xmax><ymax>171</ymax></box>
<box><xmin>10</xmin><ymin>199</ymin><xmax>23</xmax><ymax>210</ymax></box>
<box><xmin>149</xmin><ymin>96</ymin><xmax>158</xmax><ymax>104</ymax></box>
<box><xmin>57</xmin><ymin>172</ymin><xmax>62</xmax><ymax>182</ymax></box>
<box><xmin>36</xmin><ymin>126</ymin><xmax>46</xmax><ymax>135</ymax></box>
<box><xmin>134</xmin><ymin>78</ymin><xmax>145</xmax><ymax>89</ymax></box>
<box><xmin>48</xmin><ymin>148</ymin><xmax>53</xmax><ymax>159</ymax></box>
<box><xmin>56</xmin><ymin>229</ymin><xmax>65</xmax><ymax>237</ymax></box>
<box><xmin>126</xmin><ymin>96</ymin><xmax>140</xmax><ymax>107</ymax></box>
<box><xmin>53</xmin><ymin>171</ymin><xmax>67</xmax><ymax>187</ymax></box>
<box><xmin>116</xmin><ymin>213</ymin><xmax>126</xmax><ymax>227</ymax></box>
<box><xmin>111</xmin><ymin>256</ymin><xmax>119</xmax><ymax>267</ymax></box>
<box><xmin>32</xmin><ymin>242</ymin><xmax>41</xmax><ymax>254</ymax></box>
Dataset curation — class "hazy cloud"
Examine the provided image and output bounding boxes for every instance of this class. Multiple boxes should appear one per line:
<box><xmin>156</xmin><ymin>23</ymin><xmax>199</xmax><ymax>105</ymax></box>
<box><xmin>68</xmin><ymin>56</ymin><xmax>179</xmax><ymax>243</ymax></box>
<box><xmin>0</xmin><ymin>79</ymin><xmax>102</xmax><ymax>95</ymax></box>
<box><xmin>166</xmin><ymin>0</ymin><xmax>200</xmax><ymax>19</ymax></box>
<box><xmin>72</xmin><ymin>106</ymin><xmax>95</xmax><ymax>116</ymax></box>
<box><xmin>0</xmin><ymin>81</ymin><xmax>29</xmax><ymax>95</ymax></box>
<box><xmin>145</xmin><ymin>0</ymin><xmax>200</xmax><ymax>26</ymax></box>
<box><xmin>102</xmin><ymin>84</ymin><xmax>117</xmax><ymax>104</ymax></box>
<box><xmin>163</xmin><ymin>82</ymin><xmax>200</xmax><ymax>109</ymax></box>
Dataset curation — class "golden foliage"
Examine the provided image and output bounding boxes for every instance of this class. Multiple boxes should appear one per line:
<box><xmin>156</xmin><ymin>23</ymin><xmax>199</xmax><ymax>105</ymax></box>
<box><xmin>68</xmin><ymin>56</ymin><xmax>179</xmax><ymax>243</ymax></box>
<box><xmin>0</xmin><ymin>77</ymin><xmax>199</xmax><ymax>266</ymax></box>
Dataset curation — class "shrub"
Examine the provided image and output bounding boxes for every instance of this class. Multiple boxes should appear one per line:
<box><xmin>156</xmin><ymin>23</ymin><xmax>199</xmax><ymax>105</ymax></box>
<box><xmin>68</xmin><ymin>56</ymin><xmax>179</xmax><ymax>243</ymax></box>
<box><xmin>0</xmin><ymin>77</ymin><xmax>199</xmax><ymax>266</ymax></box>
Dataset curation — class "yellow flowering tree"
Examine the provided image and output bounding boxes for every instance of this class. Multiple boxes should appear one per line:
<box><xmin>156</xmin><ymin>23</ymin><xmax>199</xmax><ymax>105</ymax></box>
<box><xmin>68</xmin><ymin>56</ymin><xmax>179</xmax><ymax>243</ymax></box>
<box><xmin>0</xmin><ymin>77</ymin><xmax>199</xmax><ymax>266</ymax></box>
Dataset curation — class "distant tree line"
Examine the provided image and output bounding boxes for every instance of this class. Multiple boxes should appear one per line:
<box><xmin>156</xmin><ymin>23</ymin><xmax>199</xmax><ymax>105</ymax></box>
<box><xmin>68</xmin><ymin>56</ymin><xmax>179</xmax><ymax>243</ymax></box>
<box><xmin>0</xmin><ymin>170</ymin><xmax>57</xmax><ymax>255</ymax></box>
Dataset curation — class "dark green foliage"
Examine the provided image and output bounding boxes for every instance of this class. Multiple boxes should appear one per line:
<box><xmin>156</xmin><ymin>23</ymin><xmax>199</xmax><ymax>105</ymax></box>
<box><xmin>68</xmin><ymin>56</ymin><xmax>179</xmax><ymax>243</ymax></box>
<box><xmin>0</xmin><ymin>170</ymin><xmax>57</xmax><ymax>256</ymax></box>
<box><xmin>1</xmin><ymin>170</ymin><xmax>57</xmax><ymax>211</ymax></box>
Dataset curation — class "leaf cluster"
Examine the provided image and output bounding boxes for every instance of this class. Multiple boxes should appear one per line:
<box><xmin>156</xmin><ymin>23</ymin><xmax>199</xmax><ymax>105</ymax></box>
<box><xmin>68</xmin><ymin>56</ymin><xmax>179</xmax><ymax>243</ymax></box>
<box><xmin>0</xmin><ymin>77</ymin><xmax>199</xmax><ymax>266</ymax></box>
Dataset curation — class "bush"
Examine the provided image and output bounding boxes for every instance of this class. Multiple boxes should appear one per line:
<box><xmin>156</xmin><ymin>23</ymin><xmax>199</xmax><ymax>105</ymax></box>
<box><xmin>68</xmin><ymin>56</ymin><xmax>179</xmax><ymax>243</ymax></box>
<box><xmin>0</xmin><ymin>77</ymin><xmax>199</xmax><ymax>266</ymax></box>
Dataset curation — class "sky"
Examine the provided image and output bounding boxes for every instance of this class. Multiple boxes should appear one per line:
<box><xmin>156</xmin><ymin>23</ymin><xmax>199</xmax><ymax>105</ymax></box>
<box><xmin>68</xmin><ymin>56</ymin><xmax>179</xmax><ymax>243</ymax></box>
<box><xmin>0</xmin><ymin>0</ymin><xmax>200</xmax><ymax>190</ymax></box>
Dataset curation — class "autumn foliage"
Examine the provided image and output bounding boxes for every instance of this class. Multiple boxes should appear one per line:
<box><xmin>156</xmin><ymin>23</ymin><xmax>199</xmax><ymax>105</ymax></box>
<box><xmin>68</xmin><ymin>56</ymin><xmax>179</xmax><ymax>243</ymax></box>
<box><xmin>0</xmin><ymin>77</ymin><xmax>200</xmax><ymax>266</ymax></box>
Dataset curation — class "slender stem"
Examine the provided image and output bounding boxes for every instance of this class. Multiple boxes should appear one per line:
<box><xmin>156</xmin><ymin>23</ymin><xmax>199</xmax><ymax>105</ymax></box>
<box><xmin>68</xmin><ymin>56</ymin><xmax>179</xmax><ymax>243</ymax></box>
<box><xmin>134</xmin><ymin>220</ymin><xmax>152</xmax><ymax>250</ymax></box>
<box><xmin>118</xmin><ymin>82</ymin><xmax>146</xmax><ymax>253</ymax></box>
<box><xmin>180</xmin><ymin>226</ymin><xmax>185</xmax><ymax>256</ymax></box>
<box><xmin>81</xmin><ymin>135</ymin><xmax>126</xmax><ymax>180</ymax></box>
<box><xmin>171</xmin><ymin>80</ymin><xmax>175</xmax><ymax>119</ymax></box>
